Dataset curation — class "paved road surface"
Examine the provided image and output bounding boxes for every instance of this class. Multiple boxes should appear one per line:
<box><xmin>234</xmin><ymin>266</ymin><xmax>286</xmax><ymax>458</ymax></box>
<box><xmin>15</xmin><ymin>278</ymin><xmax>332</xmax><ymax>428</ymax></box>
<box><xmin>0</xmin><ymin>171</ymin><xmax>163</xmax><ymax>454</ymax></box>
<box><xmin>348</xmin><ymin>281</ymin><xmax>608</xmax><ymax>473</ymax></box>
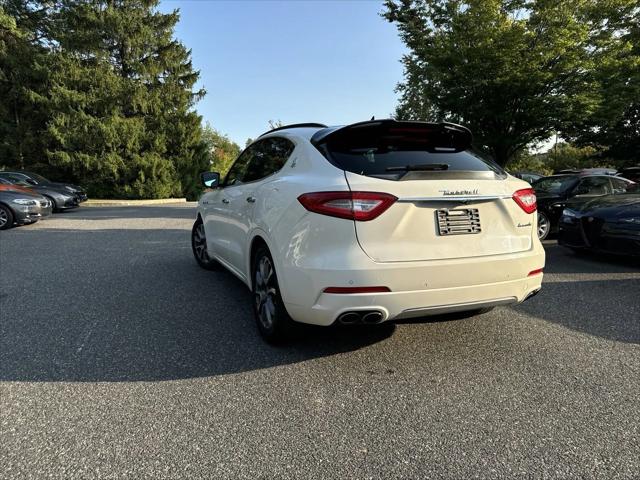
<box><xmin>1</xmin><ymin>206</ymin><xmax>638</xmax><ymax>478</ymax></box>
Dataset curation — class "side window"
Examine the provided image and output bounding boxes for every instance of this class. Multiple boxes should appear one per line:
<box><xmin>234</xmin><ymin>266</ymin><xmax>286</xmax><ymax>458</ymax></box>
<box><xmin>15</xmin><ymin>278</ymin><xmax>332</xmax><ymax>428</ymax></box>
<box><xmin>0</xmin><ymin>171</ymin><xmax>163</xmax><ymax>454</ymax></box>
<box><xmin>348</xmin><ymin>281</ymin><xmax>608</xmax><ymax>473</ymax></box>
<box><xmin>223</xmin><ymin>145</ymin><xmax>256</xmax><ymax>187</ymax></box>
<box><xmin>611</xmin><ymin>177</ymin><xmax>630</xmax><ymax>194</ymax></box>
<box><xmin>242</xmin><ymin>137</ymin><xmax>295</xmax><ymax>183</ymax></box>
<box><xmin>575</xmin><ymin>177</ymin><xmax>612</xmax><ymax>196</ymax></box>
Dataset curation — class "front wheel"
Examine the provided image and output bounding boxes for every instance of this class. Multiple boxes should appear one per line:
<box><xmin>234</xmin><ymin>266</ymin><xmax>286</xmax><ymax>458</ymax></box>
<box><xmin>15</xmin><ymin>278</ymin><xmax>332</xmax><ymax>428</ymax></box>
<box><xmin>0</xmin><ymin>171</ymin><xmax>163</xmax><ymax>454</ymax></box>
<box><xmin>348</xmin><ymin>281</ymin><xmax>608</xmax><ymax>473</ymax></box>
<box><xmin>252</xmin><ymin>246</ymin><xmax>293</xmax><ymax>343</ymax></box>
<box><xmin>191</xmin><ymin>219</ymin><xmax>217</xmax><ymax>270</ymax></box>
<box><xmin>45</xmin><ymin>196</ymin><xmax>58</xmax><ymax>213</ymax></box>
<box><xmin>537</xmin><ymin>211</ymin><xmax>550</xmax><ymax>240</ymax></box>
<box><xmin>0</xmin><ymin>204</ymin><xmax>14</xmax><ymax>230</ymax></box>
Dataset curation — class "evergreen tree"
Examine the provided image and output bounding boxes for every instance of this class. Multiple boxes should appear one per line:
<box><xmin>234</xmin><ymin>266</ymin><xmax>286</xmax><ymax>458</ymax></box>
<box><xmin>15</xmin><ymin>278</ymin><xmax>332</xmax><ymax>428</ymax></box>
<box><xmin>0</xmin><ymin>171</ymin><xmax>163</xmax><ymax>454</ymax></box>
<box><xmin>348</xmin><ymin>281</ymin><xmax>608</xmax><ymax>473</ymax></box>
<box><xmin>46</xmin><ymin>0</ymin><xmax>208</xmax><ymax>198</ymax></box>
<box><xmin>0</xmin><ymin>1</ymin><xmax>52</xmax><ymax>171</ymax></box>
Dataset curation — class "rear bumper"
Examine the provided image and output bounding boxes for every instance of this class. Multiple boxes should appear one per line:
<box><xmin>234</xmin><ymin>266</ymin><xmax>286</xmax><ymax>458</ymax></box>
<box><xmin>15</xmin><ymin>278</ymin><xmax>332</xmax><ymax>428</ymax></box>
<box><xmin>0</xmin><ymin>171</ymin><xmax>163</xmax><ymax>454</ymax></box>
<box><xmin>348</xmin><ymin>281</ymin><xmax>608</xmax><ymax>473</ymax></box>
<box><xmin>285</xmin><ymin>274</ymin><xmax>543</xmax><ymax>326</ymax></box>
<box><xmin>281</xmin><ymin>239</ymin><xmax>545</xmax><ymax>326</ymax></box>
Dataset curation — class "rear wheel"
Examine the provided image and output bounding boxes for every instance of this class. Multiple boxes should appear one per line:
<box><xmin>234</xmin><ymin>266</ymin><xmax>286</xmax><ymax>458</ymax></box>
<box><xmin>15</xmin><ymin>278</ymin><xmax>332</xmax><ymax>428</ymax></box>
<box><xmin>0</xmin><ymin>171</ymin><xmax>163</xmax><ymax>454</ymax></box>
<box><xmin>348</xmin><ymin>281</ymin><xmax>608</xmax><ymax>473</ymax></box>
<box><xmin>252</xmin><ymin>245</ymin><xmax>293</xmax><ymax>343</ymax></box>
<box><xmin>537</xmin><ymin>211</ymin><xmax>550</xmax><ymax>240</ymax></box>
<box><xmin>0</xmin><ymin>204</ymin><xmax>14</xmax><ymax>230</ymax></box>
<box><xmin>191</xmin><ymin>218</ymin><xmax>217</xmax><ymax>270</ymax></box>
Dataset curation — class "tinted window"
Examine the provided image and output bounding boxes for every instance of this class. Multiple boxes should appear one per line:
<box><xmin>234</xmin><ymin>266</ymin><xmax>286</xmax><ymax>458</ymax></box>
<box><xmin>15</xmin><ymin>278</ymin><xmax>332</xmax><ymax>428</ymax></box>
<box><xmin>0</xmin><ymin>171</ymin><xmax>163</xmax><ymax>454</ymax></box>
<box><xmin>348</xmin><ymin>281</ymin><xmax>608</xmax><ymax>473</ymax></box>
<box><xmin>325</xmin><ymin>148</ymin><xmax>502</xmax><ymax>180</ymax></box>
<box><xmin>575</xmin><ymin>177</ymin><xmax>612</xmax><ymax>196</ymax></box>
<box><xmin>0</xmin><ymin>173</ymin><xmax>27</xmax><ymax>184</ymax></box>
<box><xmin>243</xmin><ymin>137</ymin><xmax>294</xmax><ymax>183</ymax></box>
<box><xmin>533</xmin><ymin>176</ymin><xmax>578</xmax><ymax>194</ymax></box>
<box><xmin>611</xmin><ymin>177</ymin><xmax>631</xmax><ymax>194</ymax></box>
<box><xmin>223</xmin><ymin>146</ymin><xmax>255</xmax><ymax>187</ymax></box>
<box><xmin>24</xmin><ymin>172</ymin><xmax>49</xmax><ymax>183</ymax></box>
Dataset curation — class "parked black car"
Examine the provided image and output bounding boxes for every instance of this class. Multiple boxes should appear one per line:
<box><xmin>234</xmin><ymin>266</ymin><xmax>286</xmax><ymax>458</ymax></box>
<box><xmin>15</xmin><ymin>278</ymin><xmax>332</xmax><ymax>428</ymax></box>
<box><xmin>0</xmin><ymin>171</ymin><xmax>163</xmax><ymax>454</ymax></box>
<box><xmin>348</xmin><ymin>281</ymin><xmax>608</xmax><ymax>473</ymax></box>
<box><xmin>532</xmin><ymin>174</ymin><xmax>635</xmax><ymax>240</ymax></box>
<box><xmin>617</xmin><ymin>166</ymin><xmax>640</xmax><ymax>183</ymax></box>
<box><xmin>0</xmin><ymin>174</ymin><xmax>79</xmax><ymax>212</ymax></box>
<box><xmin>0</xmin><ymin>190</ymin><xmax>49</xmax><ymax>230</ymax></box>
<box><xmin>0</xmin><ymin>171</ymin><xmax>88</xmax><ymax>203</ymax></box>
<box><xmin>558</xmin><ymin>194</ymin><xmax>640</xmax><ymax>256</ymax></box>
<box><xmin>511</xmin><ymin>171</ymin><xmax>544</xmax><ymax>184</ymax></box>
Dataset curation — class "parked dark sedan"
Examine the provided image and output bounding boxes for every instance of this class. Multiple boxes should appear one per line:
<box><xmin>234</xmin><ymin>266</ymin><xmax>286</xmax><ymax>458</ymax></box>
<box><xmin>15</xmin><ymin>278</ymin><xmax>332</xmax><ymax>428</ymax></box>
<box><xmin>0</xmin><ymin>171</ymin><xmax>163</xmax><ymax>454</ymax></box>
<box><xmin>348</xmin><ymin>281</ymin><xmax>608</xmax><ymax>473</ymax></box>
<box><xmin>558</xmin><ymin>194</ymin><xmax>640</xmax><ymax>256</ymax></box>
<box><xmin>617</xmin><ymin>166</ymin><xmax>640</xmax><ymax>183</ymax></box>
<box><xmin>0</xmin><ymin>171</ymin><xmax>88</xmax><ymax>202</ymax></box>
<box><xmin>532</xmin><ymin>174</ymin><xmax>635</xmax><ymax>240</ymax></box>
<box><xmin>0</xmin><ymin>190</ymin><xmax>49</xmax><ymax>229</ymax></box>
<box><xmin>0</xmin><ymin>174</ymin><xmax>79</xmax><ymax>212</ymax></box>
<box><xmin>511</xmin><ymin>171</ymin><xmax>544</xmax><ymax>184</ymax></box>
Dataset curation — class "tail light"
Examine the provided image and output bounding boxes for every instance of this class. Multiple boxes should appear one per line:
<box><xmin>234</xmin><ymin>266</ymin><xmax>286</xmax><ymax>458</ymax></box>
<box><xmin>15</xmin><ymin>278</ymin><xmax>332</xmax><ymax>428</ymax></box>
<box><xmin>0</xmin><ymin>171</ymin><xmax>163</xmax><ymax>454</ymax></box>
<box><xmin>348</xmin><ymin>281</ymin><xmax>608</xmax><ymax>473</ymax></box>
<box><xmin>528</xmin><ymin>268</ymin><xmax>544</xmax><ymax>276</ymax></box>
<box><xmin>513</xmin><ymin>188</ymin><xmax>537</xmax><ymax>214</ymax></box>
<box><xmin>297</xmin><ymin>191</ymin><xmax>397</xmax><ymax>221</ymax></box>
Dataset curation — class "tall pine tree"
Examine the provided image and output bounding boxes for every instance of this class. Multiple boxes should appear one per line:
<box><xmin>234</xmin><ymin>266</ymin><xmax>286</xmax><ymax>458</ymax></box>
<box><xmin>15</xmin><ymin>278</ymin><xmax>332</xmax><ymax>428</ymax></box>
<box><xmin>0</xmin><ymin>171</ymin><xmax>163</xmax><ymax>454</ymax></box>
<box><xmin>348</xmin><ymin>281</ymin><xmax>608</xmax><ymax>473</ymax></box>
<box><xmin>0</xmin><ymin>1</ymin><xmax>52</xmax><ymax>171</ymax></box>
<box><xmin>46</xmin><ymin>0</ymin><xmax>208</xmax><ymax>198</ymax></box>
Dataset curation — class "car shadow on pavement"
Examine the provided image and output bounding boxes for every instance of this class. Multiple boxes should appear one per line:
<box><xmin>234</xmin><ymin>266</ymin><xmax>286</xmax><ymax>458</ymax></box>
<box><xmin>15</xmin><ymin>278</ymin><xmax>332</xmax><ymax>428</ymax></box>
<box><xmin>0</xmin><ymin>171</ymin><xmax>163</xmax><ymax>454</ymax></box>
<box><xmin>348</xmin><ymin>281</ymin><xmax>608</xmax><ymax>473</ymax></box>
<box><xmin>0</xmin><ymin>227</ymin><xmax>395</xmax><ymax>382</ymax></box>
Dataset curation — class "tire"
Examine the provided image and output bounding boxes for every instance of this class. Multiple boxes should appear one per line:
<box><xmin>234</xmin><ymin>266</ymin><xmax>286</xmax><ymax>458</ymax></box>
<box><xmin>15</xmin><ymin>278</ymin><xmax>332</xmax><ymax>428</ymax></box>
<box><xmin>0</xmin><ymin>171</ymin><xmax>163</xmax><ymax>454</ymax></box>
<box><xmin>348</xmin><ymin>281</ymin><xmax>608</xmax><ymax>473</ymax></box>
<box><xmin>45</xmin><ymin>196</ymin><xmax>58</xmax><ymax>213</ymax></box>
<box><xmin>252</xmin><ymin>245</ymin><xmax>293</xmax><ymax>343</ymax></box>
<box><xmin>191</xmin><ymin>218</ymin><xmax>217</xmax><ymax>270</ymax></box>
<box><xmin>537</xmin><ymin>211</ymin><xmax>550</xmax><ymax>240</ymax></box>
<box><xmin>0</xmin><ymin>204</ymin><xmax>14</xmax><ymax>230</ymax></box>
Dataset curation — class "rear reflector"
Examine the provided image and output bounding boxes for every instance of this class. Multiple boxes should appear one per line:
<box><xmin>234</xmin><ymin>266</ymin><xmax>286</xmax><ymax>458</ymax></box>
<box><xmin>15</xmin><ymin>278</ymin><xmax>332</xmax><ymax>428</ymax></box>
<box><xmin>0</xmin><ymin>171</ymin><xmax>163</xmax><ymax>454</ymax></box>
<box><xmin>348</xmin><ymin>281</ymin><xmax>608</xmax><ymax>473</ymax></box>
<box><xmin>298</xmin><ymin>191</ymin><xmax>397</xmax><ymax>221</ymax></box>
<box><xmin>513</xmin><ymin>188</ymin><xmax>537</xmax><ymax>214</ymax></box>
<box><xmin>528</xmin><ymin>268</ymin><xmax>544</xmax><ymax>277</ymax></box>
<box><xmin>323</xmin><ymin>286</ymin><xmax>391</xmax><ymax>294</ymax></box>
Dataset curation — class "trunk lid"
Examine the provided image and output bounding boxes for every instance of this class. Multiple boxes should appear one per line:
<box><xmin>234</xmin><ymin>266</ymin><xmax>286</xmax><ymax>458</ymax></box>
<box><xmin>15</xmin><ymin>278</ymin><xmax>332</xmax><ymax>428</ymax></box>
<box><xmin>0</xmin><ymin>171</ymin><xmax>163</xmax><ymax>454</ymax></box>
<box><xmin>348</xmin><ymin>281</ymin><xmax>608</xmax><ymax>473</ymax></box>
<box><xmin>313</xmin><ymin>120</ymin><xmax>534</xmax><ymax>262</ymax></box>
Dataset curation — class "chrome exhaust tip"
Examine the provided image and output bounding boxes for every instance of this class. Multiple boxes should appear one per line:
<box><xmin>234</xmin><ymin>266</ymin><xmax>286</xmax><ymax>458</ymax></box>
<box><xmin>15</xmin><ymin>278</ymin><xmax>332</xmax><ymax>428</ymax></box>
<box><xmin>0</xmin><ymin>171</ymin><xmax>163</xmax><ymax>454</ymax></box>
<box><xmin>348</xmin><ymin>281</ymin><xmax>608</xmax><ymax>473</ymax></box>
<box><xmin>361</xmin><ymin>311</ymin><xmax>383</xmax><ymax>324</ymax></box>
<box><xmin>337</xmin><ymin>312</ymin><xmax>361</xmax><ymax>325</ymax></box>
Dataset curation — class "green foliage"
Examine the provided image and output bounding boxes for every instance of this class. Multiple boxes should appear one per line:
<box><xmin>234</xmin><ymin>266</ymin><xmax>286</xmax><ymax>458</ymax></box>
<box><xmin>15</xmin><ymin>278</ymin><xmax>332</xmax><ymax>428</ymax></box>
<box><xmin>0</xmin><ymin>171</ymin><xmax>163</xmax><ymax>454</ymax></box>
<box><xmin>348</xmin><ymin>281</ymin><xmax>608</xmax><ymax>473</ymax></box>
<box><xmin>0</xmin><ymin>2</ymin><xmax>51</xmax><ymax>172</ymax></box>
<box><xmin>202</xmin><ymin>123</ymin><xmax>241</xmax><ymax>176</ymax></box>
<box><xmin>0</xmin><ymin>0</ymin><xmax>212</xmax><ymax>199</ymax></box>
<box><xmin>508</xmin><ymin>143</ymin><xmax>605</xmax><ymax>175</ymax></box>
<box><xmin>563</xmin><ymin>4</ymin><xmax>639</xmax><ymax>163</ymax></box>
<box><xmin>383</xmin><ymin>0</ymin><xmax>638</xmax><ymax>166</ymax></box>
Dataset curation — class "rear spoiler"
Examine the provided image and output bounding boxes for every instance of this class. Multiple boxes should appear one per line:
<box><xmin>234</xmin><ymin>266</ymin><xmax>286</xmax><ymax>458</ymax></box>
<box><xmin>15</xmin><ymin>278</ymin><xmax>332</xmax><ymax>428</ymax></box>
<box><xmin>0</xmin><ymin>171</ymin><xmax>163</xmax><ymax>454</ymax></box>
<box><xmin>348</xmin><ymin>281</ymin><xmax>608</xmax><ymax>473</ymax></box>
<box><xmin>310</xmin><ymin>119</ymin><xmax>473</xmax><ymax>153</ymax></box>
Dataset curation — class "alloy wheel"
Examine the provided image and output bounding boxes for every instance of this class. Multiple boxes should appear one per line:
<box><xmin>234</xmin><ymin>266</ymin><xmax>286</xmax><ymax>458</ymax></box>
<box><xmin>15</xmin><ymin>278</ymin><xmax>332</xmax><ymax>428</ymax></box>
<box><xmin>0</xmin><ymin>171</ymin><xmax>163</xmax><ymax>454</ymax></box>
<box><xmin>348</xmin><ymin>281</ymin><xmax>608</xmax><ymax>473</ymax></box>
<box><xmin>538</xmin><ymin>212</ymin><xmax>549</xmax><ymax>240</ymax></box>
<box><xmin>0</xmin><ymin>209</ymin><xmax>8</xmax><ymax>228</ymax></box>
<box><xmin>192</xmin><ymin>223</ymin><xmax>209</xmax><ymax>262</ymax></box>
<box><xmin>254</xmin><ymin>255</ymin><xmax>277</xmax><ymax>330</ymax></box>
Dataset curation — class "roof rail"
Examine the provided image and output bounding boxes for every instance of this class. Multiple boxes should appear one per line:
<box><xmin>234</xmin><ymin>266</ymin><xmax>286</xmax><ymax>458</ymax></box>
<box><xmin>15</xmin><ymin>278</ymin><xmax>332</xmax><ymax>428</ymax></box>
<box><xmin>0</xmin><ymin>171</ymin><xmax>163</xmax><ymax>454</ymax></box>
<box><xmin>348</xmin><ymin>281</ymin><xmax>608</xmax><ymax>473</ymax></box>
<box><xmin>259</xmin><ymin>123</ymin><xmax>328</xmax><ymax>138</ymax></box>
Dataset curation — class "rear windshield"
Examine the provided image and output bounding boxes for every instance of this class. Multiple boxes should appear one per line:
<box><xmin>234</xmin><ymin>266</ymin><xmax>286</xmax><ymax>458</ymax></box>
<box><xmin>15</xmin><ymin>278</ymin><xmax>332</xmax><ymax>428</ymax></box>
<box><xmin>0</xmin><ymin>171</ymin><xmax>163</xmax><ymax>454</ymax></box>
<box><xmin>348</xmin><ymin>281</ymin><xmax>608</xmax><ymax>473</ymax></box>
<box><xmin>533</xmin><ymin>176</ymin><xmax>577</xmax><ymax>193</ymax></box>
<box><xmin>324</xmin><ymin>148</ymin><xmax>505</xmax><ymax>180</ymax></box>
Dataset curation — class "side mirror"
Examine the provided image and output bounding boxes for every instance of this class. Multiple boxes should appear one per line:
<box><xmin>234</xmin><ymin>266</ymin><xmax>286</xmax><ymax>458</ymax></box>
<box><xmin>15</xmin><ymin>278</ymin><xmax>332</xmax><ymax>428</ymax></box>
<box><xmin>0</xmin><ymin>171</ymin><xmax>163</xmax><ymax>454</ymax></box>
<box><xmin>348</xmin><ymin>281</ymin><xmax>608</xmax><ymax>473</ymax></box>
<box><xmin>200</xmin><ymin>171</ymin><xmax>220</xmax><ymax>188</ymax></box>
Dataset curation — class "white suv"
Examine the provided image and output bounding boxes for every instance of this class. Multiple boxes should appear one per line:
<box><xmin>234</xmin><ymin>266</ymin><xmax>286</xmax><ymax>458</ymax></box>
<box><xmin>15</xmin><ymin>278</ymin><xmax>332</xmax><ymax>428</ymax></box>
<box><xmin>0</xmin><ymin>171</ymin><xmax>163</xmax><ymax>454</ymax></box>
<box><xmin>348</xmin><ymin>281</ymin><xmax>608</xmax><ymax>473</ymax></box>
<box><xmin>192</xmin><ymin>120</ymin><xmax>545</xmax><ymax>342</ymax></box>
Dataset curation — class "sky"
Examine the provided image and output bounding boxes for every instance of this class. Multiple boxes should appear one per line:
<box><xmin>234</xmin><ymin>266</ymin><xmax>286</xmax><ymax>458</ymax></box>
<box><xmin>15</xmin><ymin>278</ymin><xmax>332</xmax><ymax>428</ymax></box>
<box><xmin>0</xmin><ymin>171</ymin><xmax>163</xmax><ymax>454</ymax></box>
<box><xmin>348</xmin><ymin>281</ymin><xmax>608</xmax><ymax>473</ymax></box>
<box><xmin>159</xmin><ymin>0</ymin><xmax>406</xmax><ymax>145</ymax></box>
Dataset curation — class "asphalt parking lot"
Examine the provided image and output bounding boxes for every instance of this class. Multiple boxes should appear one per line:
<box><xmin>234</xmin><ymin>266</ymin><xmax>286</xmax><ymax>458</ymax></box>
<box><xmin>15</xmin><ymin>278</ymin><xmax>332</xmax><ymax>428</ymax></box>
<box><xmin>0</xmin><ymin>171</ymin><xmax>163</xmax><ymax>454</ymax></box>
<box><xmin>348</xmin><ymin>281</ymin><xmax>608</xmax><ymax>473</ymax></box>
<box><xmin>1</xmin><ymin>205</ymin><xmax>639</xmax><ymax>479</ymax></box>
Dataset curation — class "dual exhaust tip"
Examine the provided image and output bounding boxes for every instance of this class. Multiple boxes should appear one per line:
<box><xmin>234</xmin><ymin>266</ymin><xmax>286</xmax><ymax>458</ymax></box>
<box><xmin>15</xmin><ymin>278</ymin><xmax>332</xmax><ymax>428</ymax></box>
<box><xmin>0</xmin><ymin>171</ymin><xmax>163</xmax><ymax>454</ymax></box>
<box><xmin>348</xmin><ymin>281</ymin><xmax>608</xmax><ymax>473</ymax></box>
<box><xmin>337</xmin><ymin>310</ymin><xmax>384</xmax><ymax>325</ymax></box>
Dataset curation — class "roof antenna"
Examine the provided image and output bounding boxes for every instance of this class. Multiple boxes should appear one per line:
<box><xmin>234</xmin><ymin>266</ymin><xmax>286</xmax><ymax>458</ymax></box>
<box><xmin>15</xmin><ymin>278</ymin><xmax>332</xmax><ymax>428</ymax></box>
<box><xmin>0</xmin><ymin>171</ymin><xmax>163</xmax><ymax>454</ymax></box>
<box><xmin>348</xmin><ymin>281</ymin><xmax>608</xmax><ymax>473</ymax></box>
<box><xmin>371</xmin><ymin>116</ymin><xmax>375</xmax><ymax>120</ymax></box>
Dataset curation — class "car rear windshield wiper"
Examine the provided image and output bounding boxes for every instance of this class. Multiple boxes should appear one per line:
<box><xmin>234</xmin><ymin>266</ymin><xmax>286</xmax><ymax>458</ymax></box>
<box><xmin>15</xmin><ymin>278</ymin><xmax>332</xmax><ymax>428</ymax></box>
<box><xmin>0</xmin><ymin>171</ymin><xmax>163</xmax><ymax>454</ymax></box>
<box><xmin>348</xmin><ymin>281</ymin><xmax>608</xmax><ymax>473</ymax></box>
<box><xmin>386</xmin><ymin>163</ymin><xmax>450</xmax><ymax>172</ymax></box>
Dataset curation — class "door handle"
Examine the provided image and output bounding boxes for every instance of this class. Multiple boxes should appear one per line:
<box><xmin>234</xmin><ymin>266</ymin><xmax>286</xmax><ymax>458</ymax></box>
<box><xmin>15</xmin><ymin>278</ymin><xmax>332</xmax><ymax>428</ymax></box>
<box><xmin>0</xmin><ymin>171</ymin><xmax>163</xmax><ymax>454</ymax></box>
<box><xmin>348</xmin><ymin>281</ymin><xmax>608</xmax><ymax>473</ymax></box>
<box><xmin>222</xmin><ymin>198</ymin><xmax>230</xmax><ymax>204</ymax></box>
<box><xmin>246</xmin><ymin>196</ymin><xmax>256</xmax><ymax>203</ymax></box>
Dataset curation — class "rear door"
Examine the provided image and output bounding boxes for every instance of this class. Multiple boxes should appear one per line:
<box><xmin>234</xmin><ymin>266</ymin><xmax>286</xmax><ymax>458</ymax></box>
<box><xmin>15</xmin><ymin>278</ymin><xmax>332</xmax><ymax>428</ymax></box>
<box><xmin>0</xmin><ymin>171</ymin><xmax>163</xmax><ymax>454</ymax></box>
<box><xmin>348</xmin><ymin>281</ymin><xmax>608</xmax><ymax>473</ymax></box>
<box><xmin>312</xmin><ymin>120</ymin><xmax>534</xmax><ymax>263</ymax></box>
